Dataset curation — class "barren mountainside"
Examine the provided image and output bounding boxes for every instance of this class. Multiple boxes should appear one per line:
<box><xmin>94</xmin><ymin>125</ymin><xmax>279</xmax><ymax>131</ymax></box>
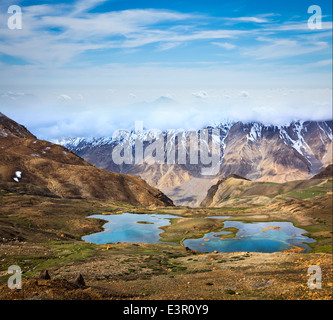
<box><xmin>0</xmin><ymin>112</ymin><xmax>173</xmax><ymax>207</ymax></box>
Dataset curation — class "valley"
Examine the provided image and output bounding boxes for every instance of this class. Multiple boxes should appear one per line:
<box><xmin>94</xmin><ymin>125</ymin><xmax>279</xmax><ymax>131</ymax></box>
<box><xmin>0</xmin><ymin>112</ymin><xmax>332</xmax><ymax>300</ymax></box>
<box><xmin>0</xmin><ymin>176</ymin><xmax>332</xmax><ymax>300</ymax></box>
<box><xmin>1</xmin><ymin>0</ymin><xmax>332</xmax><ymax>304</ymax></box>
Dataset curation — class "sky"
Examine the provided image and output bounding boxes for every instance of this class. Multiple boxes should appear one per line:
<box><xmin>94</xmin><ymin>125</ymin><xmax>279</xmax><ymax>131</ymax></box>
<box><xmin>0</xmin><ymin>0</ymin><xmax>332</xmax><ymax>139</ymax></box>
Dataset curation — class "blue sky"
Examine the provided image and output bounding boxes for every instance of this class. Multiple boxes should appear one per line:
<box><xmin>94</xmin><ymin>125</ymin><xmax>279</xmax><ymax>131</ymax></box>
<box><xmin>0</xmin><ymin>0</ymin><xmax>332</xmax><ymax>139</ymax></box>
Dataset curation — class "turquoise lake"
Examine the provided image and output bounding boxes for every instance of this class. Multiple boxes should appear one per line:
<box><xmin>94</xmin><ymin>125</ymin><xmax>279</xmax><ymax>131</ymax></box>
<box><xmin>82</xmin><ymin>213</ymin><xmax>315</xmax><ymax>253</ymax></box>
<box><xmin>183</xmin><ymin>220</ymin><xmax>315</xmax><ymax>253</ymax></box>
<box><xmin>82</xmin><ymin>213</ymin><xmax>179</xmax><ymax>244</ymax></box>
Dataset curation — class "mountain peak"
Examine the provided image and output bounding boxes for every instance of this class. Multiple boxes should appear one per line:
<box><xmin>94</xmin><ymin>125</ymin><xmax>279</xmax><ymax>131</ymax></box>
<box><xmin>0</xmin><ymin>112</ymin><xmax>36</xmax><ymax>139</ymax></box>
<box><xmin>153</xmin><ymin>96</ymin><xmax>177</xmax><ymax>105</ymax></box>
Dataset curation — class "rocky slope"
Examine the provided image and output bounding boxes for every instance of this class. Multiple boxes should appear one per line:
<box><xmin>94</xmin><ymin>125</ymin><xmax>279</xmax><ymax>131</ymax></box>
<box><xmin>0</xmin><ymin>112</ymin><xmax>173</xmax><ymax>206</ymax></box>
<box><xmin>58</xmin><ymin>120</ymin><xmax>332</xmax><ymax>206</ymax></box>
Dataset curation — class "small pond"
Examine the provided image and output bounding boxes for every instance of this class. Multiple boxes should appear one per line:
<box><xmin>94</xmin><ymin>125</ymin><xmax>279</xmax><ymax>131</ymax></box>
<box><xmin>183</xmin><ymin>220</ymin><xmax>315</xmax><ymax>253</ymax></box>
<box><xmin>82</xmin><ymin>213</ymin><xmax>179</xmax><ymax>244</ymax></box>
<box><xmin>82</xmin><ymin>213</ymin><xmax>315</xmax><ymax>253</ymax></box>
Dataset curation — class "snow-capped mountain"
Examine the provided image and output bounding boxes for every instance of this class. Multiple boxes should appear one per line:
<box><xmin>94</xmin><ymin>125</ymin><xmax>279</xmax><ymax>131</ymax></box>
<box><xmin>57</xmin><ymin>120</ymin><xmax>332</xmax><ymax>206</ymax></box>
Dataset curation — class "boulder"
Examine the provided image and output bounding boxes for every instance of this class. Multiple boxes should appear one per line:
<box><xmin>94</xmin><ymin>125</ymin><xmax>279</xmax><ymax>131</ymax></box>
<box><xmin>38</xmin><ymin>269</ymin><xmax>51</xmax><ymax>280</ymax></box>
<box><xmin>73</xmin><ymin>273</ymin><xmax>85</xmax><ymax>287</ymax></box>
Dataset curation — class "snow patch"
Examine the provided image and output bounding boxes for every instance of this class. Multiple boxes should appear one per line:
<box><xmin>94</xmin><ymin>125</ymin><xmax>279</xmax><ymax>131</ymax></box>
<box><xmin>13</xmin><ymin>171</ymin><xmax>22</xmax><ymax>183</ymax></box>
<box><xmin>247</xmin><ymin>123</ymin><xmax>262</xmax><ymax>142</ymax></box>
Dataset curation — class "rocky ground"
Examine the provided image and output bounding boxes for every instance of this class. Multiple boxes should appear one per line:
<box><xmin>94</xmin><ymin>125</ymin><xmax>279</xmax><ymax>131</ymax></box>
<box><xmin>0</xmin><ymin>242</ymin><xmax>331</xmax><ymax>300</ymax></box>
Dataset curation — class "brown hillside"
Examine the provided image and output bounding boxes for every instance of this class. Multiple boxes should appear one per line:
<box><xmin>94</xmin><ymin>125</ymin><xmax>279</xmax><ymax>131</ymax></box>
<box><xmin>200</xmin><ymin>175</ymin><xmax>330</xmax><ymax>207</ymax></box>
<box><xmin>0</xmin><ymin>113</ymin><xmax>173</xmax><ymax>207</ymax></box>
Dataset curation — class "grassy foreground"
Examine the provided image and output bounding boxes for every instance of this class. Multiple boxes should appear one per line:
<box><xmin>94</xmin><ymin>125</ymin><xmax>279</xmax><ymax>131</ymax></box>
<box><xmin>0</xmin><ymin>184</ymin><xmax>332</xmax><ymax>300</ymax></box>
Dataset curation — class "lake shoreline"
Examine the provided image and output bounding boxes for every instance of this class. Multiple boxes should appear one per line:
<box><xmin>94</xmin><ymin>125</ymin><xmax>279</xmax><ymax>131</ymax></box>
<box><xmin>82</xmin><ymin>212</ymin><xmax>315</xmax><ymax>254</ymax></box>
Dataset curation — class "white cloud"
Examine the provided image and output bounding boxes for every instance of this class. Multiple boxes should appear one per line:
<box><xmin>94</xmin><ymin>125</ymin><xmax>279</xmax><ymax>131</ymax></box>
<box><xmin>192</xmin><ymin>91</ymin><xmax>209</xmax><ymax>99</ymax></box>
<box><xmin>212</xmin><ymin>42</ymin><xmax>236</xmax><ymax>50</ymax></box>
<box><xmin>157</xmin><ymin>42</ymin><xmax>182</xmax><ymax>51</ymax></box>
<box><xmin>245</xmin><ymin>37</ymin><xmax>329</xmax><ymax>60</ymax></box>
<box><xmin>0</xmin><ymin>5</ymin><xmax>249</xmax><ymax>66</ymax></box>
<box><xmin>267</xmin><ymin>21</ymin><xmax>333</xmax><ymax>31</ymax></box>
<box><xmin>305</xmin><ymin>59</ymin><xmax>332</xmax><ymax>68</ymax></box>
<box><xmin>227</xmin><ymin>16</ymin><xmax>269</xmax><ymax>23</ymax></box>
<box><xmin>0</xmin><ymin>91</ymin><xmax>30</xmax><ymax>99</ymax></box>
<box><xmin>238</xmin><ymin>91</ymin><xmax>249</xmax><ymax>98</ymax></box>
<box><xmin>0</xmin><ymin>6</ymin><xmax>201</xmax><ymax>66</ymax></box>
<box><xmin>57</xmin><ymin>94</ymin><xmax>72</xmax><ymax>101</ymax></box>
<box><xmin>72</xmin><ymin>0</ymin><xmax>108</xmax><ymax>15</ymax></box>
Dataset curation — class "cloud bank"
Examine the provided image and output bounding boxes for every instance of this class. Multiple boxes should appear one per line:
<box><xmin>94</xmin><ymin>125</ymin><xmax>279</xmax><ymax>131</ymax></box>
<box><xmin>1</xmin><ymin>87</ymin><xmax>331</xmax><ymax>140</ymax></box>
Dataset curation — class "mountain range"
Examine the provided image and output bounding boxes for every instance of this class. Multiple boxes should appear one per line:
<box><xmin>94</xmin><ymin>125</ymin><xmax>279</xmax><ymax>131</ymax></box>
<box><xmin>57</xmin><ymin>120</ymin><xmax>333</xmax><ymax>206</ymax></box>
